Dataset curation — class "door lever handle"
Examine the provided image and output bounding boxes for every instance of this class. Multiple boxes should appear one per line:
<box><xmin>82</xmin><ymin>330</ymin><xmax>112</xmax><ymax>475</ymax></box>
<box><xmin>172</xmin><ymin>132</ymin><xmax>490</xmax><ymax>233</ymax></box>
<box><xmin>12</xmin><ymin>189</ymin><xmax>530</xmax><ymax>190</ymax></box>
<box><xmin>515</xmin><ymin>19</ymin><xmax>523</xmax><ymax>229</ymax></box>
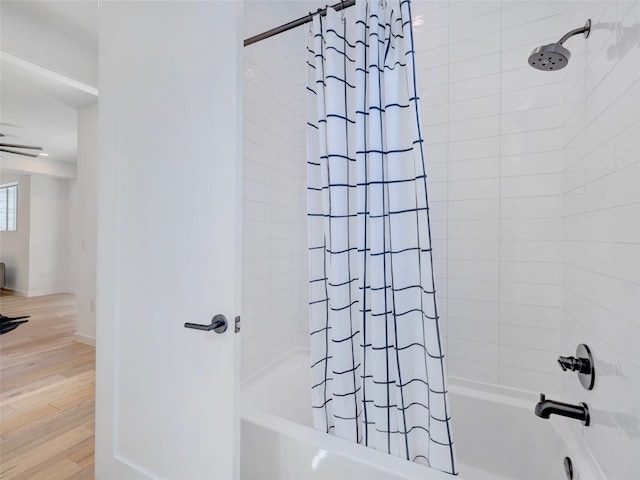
<box><xmin>184</xmin><ymin>314</ymin><xmax>227</xmax><ymax>333</ymax></box>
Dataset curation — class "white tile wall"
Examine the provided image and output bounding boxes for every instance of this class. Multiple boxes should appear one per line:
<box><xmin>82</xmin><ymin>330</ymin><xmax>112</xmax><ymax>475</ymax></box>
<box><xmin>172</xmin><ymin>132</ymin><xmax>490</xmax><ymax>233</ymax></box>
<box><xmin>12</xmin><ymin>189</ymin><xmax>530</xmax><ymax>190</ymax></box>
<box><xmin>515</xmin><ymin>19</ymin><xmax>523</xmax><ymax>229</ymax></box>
<box><xmin>242</xmin><ymin>2</ymin><xmax>639</xmax><ymax>474</ymax></box>
<box><xmin>414</xmin><ymin>2</ymin><xmax>640</xmax><ymax>472</ymax></box>
<box><xmin>242</xmin><ymin>1</ymin><xmax>308</xmax><ymax>380</ymax></box>
<box><xmin>413</xmin><ymin>0</ymin><xmax>565</xmax><ymax>395</ymax></box>
<box><xmin>560</xmin><ymin>1</ymin><xmax>640</xmax><ymax>477</ymax></box>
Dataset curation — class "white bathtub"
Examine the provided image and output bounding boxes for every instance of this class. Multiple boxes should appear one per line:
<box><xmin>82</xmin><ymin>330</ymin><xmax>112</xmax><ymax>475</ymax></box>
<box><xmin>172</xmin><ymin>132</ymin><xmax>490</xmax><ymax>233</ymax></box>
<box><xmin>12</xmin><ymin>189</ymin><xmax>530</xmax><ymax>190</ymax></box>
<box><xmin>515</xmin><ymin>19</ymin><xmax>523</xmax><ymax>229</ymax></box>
<box><xmin>240</xmin><ymin>349</ymin><xmax>601</xmax><ymax>479</ymax></box>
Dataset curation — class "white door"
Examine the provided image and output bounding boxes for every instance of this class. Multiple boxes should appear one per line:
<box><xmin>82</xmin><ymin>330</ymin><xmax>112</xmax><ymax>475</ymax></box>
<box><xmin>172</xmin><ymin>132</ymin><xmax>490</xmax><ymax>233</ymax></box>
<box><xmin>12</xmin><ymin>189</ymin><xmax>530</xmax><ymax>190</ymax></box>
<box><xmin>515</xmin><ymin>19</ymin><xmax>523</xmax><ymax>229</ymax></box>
<box><xmin>95</xmin><ymin>2</ymin><xmax>243</xmax><ymax>479</ymax></box>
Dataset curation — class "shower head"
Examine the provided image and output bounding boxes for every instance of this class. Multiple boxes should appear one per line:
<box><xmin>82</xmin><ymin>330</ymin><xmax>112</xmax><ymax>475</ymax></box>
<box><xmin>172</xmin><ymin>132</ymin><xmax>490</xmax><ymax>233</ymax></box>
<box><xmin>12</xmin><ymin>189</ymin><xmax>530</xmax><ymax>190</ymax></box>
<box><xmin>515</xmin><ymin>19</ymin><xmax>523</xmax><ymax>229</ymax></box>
<box><xmin>528</xmin><ymin>19</ymin><xmax>591</xmax><ymax>71</ymax></box>
<box><xmin>528</xmin><ymin>43</ymin><xmax>571</xmax><ymax>71</ymax></box>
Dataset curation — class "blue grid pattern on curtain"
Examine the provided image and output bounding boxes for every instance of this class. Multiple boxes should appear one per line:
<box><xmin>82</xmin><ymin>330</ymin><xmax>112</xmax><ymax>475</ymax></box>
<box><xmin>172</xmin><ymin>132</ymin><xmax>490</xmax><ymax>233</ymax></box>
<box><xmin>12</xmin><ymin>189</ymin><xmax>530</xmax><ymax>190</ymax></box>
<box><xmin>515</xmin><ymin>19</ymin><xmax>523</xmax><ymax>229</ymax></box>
<box><xmin>306</xmin><ymin>0</ymin><xmax>456</xmax><ymax>474</ymax></box>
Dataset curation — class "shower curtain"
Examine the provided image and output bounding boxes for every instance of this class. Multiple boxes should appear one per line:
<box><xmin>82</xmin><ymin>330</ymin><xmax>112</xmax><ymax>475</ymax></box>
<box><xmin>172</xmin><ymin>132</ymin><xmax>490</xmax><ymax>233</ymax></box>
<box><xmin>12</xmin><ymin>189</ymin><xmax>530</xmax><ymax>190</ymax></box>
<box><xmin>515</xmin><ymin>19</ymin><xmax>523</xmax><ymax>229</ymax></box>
<box><xmin>306</xmin><ymin>0</ymin><xmax>455</xmax><ymax>474</ymax></box>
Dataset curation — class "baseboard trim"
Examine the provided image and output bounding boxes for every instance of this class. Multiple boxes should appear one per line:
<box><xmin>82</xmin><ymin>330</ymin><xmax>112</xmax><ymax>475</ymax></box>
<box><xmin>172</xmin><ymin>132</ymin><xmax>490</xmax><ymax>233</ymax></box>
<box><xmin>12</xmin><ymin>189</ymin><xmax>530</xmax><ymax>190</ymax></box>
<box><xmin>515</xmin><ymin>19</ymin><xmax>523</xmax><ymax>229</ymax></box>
<box><xmin>74</xmin><ymin>333</ymin><xmax>96</xmax><ymax>346</ymax></box>
<box><xmin>27</xmin><ymin>288</ymin><xmax>77</xmax><ymax>297</ymax></box>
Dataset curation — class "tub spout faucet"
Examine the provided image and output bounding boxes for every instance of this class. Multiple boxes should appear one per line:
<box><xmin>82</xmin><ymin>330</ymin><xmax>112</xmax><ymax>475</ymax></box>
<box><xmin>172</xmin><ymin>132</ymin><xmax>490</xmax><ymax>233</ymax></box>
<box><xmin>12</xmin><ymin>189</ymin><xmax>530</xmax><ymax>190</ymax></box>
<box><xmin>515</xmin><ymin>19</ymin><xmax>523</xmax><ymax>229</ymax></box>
<box><xmin>534</xmin><ymin>394</ymin><xmax>590</xmax><ymax>426</ymax></box>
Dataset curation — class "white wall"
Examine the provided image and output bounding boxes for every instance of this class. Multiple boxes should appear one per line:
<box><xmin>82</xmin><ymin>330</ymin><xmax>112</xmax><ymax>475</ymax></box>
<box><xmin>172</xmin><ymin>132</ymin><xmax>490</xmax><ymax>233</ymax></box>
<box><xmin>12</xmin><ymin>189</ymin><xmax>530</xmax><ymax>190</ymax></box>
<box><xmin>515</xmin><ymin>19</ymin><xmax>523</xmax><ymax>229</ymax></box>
<box><xmin>70</xmin><ymin>101</ymin><xmax>98</xmax><ymax>341</ymax></box>
<box><xmin>241</xmin><ymin>1</ymin><xmax>571</xmax><ymax>391</ymax></box>
<box><xmin>242</xmin><ymin>1</ymin><xmax>308</xmax><ymax>379</ymax></box>
<box><xmin>240</xmin><ymin>1</ymin><xmax>638</xmax><ymax>476</ymax></box>
<box><xmin>27</xmin><ymin>175</ymin><xmax>73</xmax><ymax>296</ymax></box>
<box><xmin>416</xmin><ymin>1</ymin><xmax>639</xmax><ymax>476</ymax></box>
<box><xmin>414</xmin><ymin>0</ymin><xmax>565</xmax><ymax>393</ymax></box>
<box><xmin>560</xmin><ymin>1</ymin><xmax>640</xmax><ymax>478</ymax></box>
<box><xmin>0</xmin><ymin>173</ymin><xmax>31</xmax><ymax>293</ymax></box>
<box><xmin>0</xmin><ymin>172</ymin><xmax>73</xmax><ymax>296</ymax></box>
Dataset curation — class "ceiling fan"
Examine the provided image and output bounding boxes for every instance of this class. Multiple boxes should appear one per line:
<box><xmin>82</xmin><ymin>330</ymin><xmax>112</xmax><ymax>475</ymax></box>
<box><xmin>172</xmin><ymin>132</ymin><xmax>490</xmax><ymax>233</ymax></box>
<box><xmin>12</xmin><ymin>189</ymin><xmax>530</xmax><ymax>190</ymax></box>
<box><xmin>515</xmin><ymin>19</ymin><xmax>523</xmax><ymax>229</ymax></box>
<box><xmin>0</xmin><ymin>133</ymin><xmax>43</xmax><ymax>158</ymax></box>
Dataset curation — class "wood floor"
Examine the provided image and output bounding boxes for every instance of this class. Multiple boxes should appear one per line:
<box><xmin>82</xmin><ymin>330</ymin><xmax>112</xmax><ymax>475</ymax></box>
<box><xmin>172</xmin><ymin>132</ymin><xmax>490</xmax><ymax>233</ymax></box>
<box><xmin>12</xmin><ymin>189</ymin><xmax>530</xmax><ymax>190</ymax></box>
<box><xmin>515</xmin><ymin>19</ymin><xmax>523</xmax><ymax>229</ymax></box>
<box><xmin>0</xmin><ymin>292</ymin><xmax>95</xmax><ymax>479</ymax></box>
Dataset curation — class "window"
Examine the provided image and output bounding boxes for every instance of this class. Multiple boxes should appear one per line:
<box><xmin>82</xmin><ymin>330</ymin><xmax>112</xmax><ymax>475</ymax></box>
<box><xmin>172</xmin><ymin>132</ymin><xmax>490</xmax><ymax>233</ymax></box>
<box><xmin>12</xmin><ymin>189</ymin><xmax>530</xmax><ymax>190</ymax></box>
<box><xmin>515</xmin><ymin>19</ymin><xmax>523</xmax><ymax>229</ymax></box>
<box><xmin>0</xmin><ymin>183</ymin><xmax>18</xmax><ymax>231</ymax></box>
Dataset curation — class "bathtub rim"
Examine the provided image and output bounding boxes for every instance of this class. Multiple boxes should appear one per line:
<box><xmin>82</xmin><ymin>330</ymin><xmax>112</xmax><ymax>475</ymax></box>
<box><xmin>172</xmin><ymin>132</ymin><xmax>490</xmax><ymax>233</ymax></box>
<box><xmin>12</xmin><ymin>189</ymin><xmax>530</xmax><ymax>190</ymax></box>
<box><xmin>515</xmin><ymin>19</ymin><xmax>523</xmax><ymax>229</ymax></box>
<box><xmin>241</xmin><ymin>405</ymin><xmax>453</xmax><ymax>479</ymax></box>
<box><xmin>241</xmin><ymin>348</ymin><xmax>453</xmax><ymax>479</ymax></box>
<box><xmin>241</xmin><ymin>347</ymin><xmax>604</xmax><ymax>480</ymax></box>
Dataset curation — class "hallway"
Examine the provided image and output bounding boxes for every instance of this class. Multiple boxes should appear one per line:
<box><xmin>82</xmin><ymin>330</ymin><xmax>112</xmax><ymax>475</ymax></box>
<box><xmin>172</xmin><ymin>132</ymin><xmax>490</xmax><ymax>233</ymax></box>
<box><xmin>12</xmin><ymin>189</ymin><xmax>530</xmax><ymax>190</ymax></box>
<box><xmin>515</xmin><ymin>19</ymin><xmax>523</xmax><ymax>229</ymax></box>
<box><xmin>0</xmin><ymin>292</ymin><xmax>95</xmax><ymax>479</ymax></box>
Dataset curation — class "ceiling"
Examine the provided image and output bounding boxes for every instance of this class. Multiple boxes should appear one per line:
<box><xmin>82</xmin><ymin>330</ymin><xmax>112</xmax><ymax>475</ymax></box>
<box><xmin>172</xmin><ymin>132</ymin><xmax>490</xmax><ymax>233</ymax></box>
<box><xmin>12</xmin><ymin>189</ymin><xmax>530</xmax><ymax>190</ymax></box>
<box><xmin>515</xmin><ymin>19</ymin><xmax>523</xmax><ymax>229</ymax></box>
<box><xmin>0</xmin><ymin>1</ymin><xmax>99</xmax><ymax>170</ymax></box>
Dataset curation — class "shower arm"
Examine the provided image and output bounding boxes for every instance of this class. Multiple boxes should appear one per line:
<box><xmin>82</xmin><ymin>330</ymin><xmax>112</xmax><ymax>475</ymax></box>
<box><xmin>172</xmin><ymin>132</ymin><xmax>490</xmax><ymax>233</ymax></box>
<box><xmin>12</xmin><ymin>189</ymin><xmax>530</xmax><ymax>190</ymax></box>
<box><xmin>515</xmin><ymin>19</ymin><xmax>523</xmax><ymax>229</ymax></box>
<box><xmin>557</xmin><ymin>19</ymin><xmax>591</xmax><ymax>45</ymax></box>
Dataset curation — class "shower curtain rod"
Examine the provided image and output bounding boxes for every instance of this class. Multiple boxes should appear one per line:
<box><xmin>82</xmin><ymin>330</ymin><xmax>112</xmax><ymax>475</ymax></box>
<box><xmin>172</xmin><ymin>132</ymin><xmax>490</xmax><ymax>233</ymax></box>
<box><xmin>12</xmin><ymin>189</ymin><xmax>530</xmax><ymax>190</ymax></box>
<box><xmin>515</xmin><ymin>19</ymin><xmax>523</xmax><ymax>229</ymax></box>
<box><xmin>244</xmin><ymin>0</ymin><xmax>356</xmax><ymax>46</ymax></box>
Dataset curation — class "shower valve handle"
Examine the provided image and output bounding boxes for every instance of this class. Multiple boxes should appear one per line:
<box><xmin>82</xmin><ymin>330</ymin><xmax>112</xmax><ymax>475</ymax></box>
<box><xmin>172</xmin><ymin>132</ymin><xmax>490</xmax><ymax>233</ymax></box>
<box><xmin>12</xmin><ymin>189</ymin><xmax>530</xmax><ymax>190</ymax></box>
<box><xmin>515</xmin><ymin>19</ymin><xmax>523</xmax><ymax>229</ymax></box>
<box><xmin>557</xmin><ymin>356</ymin><xmax>589</xmax><ymax>373</ymax></box>
<box><xmin>557</xmin><ymin>344</ymin><xmax>595</xmax><ymax>391</ymax></box>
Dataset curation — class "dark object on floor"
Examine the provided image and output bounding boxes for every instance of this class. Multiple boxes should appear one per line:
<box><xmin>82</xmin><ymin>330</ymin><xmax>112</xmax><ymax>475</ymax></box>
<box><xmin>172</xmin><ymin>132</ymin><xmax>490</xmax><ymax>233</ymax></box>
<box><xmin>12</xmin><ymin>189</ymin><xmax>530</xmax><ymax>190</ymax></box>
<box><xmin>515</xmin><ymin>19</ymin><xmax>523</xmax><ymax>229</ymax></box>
<box><xmin>1</xmin><ymin>319</ymin><xmax>28</xmax><ymax>335</ymax></box>
<box><xmin>1</xmin><ymin>314</ymin><xmax>31</xmax><ymax>323</ymax></box>
<box><xmin>0</xmin><ymin>313</ymin><xmax>31</xmax><ymax>335</ymax></box>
